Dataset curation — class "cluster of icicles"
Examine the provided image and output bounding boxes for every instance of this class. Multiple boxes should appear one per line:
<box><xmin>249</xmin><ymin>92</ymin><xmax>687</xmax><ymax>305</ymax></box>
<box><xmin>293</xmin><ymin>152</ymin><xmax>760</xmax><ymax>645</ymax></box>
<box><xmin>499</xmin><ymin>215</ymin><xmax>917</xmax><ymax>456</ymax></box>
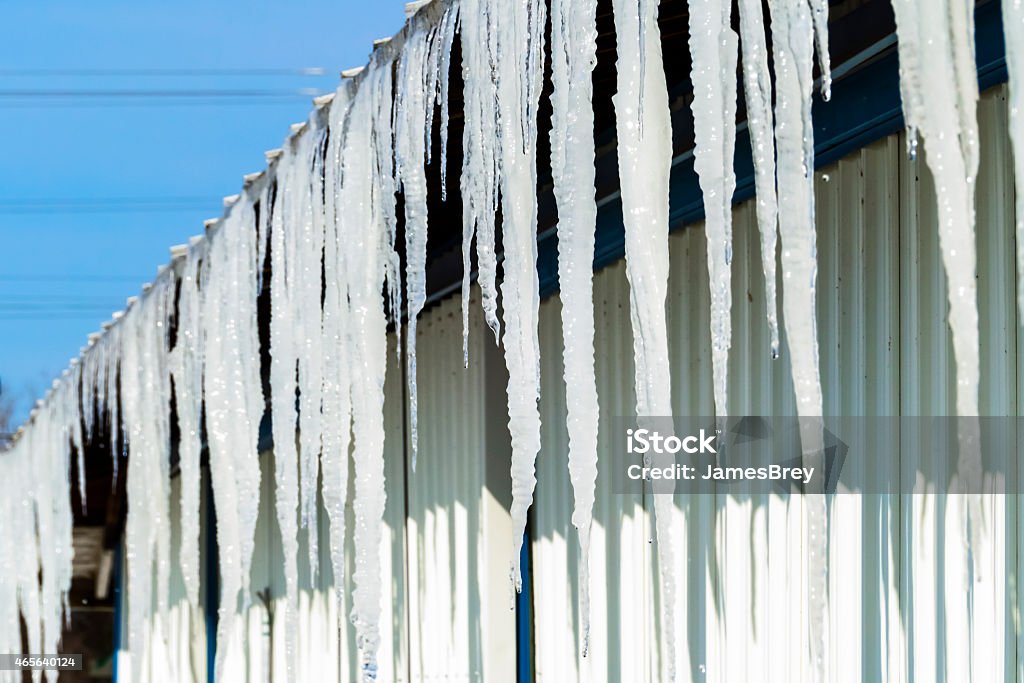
<box><xmin>0</xmin><ymin>0</ymin><xmax>1008</xmax><ymax>680</ymax></box>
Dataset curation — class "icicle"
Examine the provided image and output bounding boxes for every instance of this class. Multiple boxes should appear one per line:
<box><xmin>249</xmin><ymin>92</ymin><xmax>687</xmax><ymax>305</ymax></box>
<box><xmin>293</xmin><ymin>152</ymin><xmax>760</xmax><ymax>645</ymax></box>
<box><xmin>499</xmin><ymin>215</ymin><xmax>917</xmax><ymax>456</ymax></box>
<box><xmin>549</xmin><ymin>0</ymin><xmax>600</xmax><ymax>657</ymax></box>
<box><xmin>321</xmin><ymin>83</ymin><xmax>355</xmax><ymax>630</ymax></box>
<box><xmin>891</xmin><ymin>5</ymin><xmax>982</xmax><ymax>680</ymax></box>
<box><xmin>339</xmin><ymin>59</ymin><xmax>393</xmax><ymax>682</ymax></box>
<box><xmin>889</xmin><ymin>1</ymin><xmax>981</xmax><ymax>467</ymax></box>
<box><xmin>460</xmin><ymin>0</ymin><xmax>502</xmax><ymax>363</ymax></box>
<box><xmin>68</xmin><ymin>362</ymin><xmax>87</xmax><ymax>512</ymax></box>
<box><xmin>170</xmin><ymin>244</ymin><xmax>204</xmax><ymax>607</ymax></box>
<box><xmin>291</xmin><ymin>121</ymin><xmax>324</xmax><ymax>581</ymax></box>
<box><xmin>396</xmin><ymin>17</ymin><xmax>433</xmax><ymax>473</ymax></box>
<box><xmin>611</xmin><ymin>0</ymin><xmax>678</xmax><ymax>677</ymax></box>
<box><xmin>9</xmin><ymin>442</ymin><xmax>43</xmax><ymax>683</ymax></box>
<box><xmin>1007</xmin><ymin>1</ymin><xmax>1024</xmax><ymax>321</ymax></box>
<box><xmin>687</xmin><ymin>0</ymin><xmax>739</xmax><ymax>419</ymax></box>
<box><xmin>436</xmin><ymin>6</ymin><xmax>460</xmax><ymax>200</ymax></box>
<box><xmin>204</xmin><ymin>199</ymin><xmax>263</xmax><ymax>679</ymax></box>
<box><xmin>370</xmin><ymin>62</ymin><xmax>403</xmax><ymax>365</ymax></box>
<box><xmin>269</xmin><ymin>150</ymin><xmax>302</xmax><ymax>677</ymax></box>
<box><xmin>809</xmin><ymin>0</ymin><xmax>832</xmax><ymax>100</ymax></box>
<box><xmin>120</xmin><ymin>280</ymin><xmax>174</xmax><ymax>679</ymax></box>
<box><xmin>737</xmin><ymin>0</ymin><xmax>781</xmax><ymax>357</ymax></box>
<box><xmin>768</xmin><ymin>0</ymin><xmax>831</xmax><ymax>679</ymax></box>
<box><xmin>486</xmin><ymin>0</ymin><xmax>546</xmax><ymax>595</ymax></box>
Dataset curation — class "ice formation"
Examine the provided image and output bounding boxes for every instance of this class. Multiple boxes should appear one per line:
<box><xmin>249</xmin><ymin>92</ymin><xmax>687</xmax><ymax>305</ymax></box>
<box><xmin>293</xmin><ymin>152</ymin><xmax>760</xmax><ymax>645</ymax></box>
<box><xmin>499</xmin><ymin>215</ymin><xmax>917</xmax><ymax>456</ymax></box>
<box><xmin>687</xmin><ymin>0</ymin><xmax>739</xmax><ymax>419</ymax></box>
<box><xmin>396</xmin><ymin>8</ymin><xmax>457</xmax><ymax>472</ymax></box>
<box><xmin>295</xmin><ymin>120</ymin><xmax>326</xmax><ymax>580</ymax></box>
<box><xmin>768</xmin><ymin>0</ymin><xmax>831</xmax><ymax>678</ymax></box>
<box><xmin>116</xmin><ymin>280</ymin><xmax>173</xmax><ymax>682</ymax></box>
<box><xmin>170</xmin><ymin>243</ymin><xmax>204</xmax><ymax>608</ymax></box>
<box><xmin>737</xmin><ymin>0</ymin><xmax>781</xmax><ymax>355</ymax></box>
<box><xmin>611</xmin><ymin>0</ymin><xmax>678</xmax><ymax>677</ymax></box>
<box><xmin>268</xmin><ymin>141</ymin><xmax>303</xmax><ymax>673</ymax></box>
<box><xmin>460</xmin><ymin>0</ymin><xmax>502</xmax><ymax>361</ymax></box>
<box><xmin>0</xmin><ymin>0</ymin><xmax>1005</xmax><ymax>677</ymax></box>
<box><xmin>202</xmin><ymin>196</ymin><xmax>264</xmax><ymax>679</ymax></box>
<box><xmin>321</xmin><ymin>83</ymin><xmax>355</xmax><ymax>630</ymax></box>
<box><xmin>890</xmin><ymin>0</ymin><xmax>980</xmax><ymax>421</ymax></box>
<box><xmin>549</xmin><ymin>0</ymin><xmax>600</xmax><ymax>655</ymax></box>
<box><xmin>493</xmin><ymin>0</ymin><xmax>547</xmax><ymax>594</ymax></box>
<box><xmin>339</xmin><ymin>56</ymin><xmax>394</xmax><ymax>681</ymax></box>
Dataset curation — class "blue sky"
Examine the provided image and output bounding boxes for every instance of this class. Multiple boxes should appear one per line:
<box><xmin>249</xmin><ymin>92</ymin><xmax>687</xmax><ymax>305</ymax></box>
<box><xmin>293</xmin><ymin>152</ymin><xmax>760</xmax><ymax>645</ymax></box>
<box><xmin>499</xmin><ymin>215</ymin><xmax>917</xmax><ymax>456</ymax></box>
<box><xmin>0</xmin><ymin>1</ymin><xmax>402</xmax><ymax>424</ymax></box>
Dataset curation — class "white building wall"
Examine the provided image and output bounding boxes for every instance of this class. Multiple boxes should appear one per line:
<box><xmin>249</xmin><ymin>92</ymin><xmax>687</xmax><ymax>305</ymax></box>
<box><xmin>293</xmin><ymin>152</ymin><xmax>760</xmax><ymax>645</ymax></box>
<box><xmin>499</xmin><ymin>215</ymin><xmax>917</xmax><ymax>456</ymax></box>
<box><xmin>125</xmin><ymin>84</ymin><xmax>1019</xmax><ymax>683</ymax></box>
<box><xmin>533</xmin><ymin>84</ymin><xmax>1018</xmax><ymax>683</ymax></box>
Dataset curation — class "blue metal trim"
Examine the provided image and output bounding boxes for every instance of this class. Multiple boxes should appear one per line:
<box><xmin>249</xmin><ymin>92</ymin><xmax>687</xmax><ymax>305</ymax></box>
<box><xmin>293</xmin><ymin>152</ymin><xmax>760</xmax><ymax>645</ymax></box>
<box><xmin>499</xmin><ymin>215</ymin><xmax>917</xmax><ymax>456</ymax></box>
<box><xmin>538</xmin><ymin>0</ymin><xmax>1008</xmax><ymax>299</ymax></box>
<box><xmin>516</xmin><ymin>531</ymin><xmax>532</xmax><ymax>682</ymax></box>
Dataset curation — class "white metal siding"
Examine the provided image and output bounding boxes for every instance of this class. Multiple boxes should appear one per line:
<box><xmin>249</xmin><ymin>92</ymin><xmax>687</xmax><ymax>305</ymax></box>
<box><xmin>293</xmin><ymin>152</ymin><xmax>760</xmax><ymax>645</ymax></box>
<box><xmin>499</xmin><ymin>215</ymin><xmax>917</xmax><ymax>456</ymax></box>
<box><xmin>125</xmin><ymin>84</ymin><xmax>1020</xmax><ymax>683</ymax></box>
<box><xmin>533</xmin><ymin>84</ymin><xmax>1018</xmax><ymax>682</ymax></box>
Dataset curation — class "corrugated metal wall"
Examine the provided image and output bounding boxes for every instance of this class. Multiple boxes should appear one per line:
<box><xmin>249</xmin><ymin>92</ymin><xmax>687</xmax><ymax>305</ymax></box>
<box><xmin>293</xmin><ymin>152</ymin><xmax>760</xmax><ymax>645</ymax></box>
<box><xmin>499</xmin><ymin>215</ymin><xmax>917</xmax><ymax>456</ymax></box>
<box><xmin>124</xmin><ymin>84</ymin><xmax>1019</xmax><ymax>683</ymax></box>
<box><xmin>533</xmin><ymin>83</ymin><xmax>1018</xmax><ymax>682</ymax></box>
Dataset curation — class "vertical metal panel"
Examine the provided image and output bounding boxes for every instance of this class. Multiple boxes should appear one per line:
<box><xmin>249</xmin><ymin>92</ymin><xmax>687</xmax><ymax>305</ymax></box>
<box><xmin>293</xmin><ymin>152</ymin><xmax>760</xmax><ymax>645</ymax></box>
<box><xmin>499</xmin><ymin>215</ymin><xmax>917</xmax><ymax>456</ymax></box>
<box><xmin>532</xmin><ymin>84</ymin><xmax>1018</xmax><ymax>682</ymax></box>
<box><xmin>405</xmin><ymin>292</ymin><xmax>492</xmax><ymax>683</ymax></box>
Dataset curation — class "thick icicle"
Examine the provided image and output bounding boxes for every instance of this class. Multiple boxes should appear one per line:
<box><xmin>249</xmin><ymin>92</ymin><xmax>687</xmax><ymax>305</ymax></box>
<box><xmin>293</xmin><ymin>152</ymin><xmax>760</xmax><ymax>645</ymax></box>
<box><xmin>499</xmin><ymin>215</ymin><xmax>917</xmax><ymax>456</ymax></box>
<box><xmin>891</xmin><ymin>6</ymin><xmax>982</xmax><ymax>681</ymax></box>
<box><xmin>460</xmin><ymin>0</ymin><xmax>502</xmax><ymax>362</ymax></box>
<box><xmin>340</xmin><ymin>59</ymin><xmax>393</xmax><ymax>681</ymax></box>
<box><xmin>204</xmin><ymin>198</ymin><xmax>263</xmax><ymax>679</ymax></box>
<box><xmin>488</xmin><ymin>0</ymin><xmax>546</xmax><ymax>594</ymax></box>
<box><xmin>737</xmin><ymin>0</ymin><xmax>781</xmax><ymax>356</ymax></box>
<box><xmin>611</xmin><ymin>0</ymin><xmax>678</xmax><ymax>677</ymax></box>
<box><xmin>889</xmin><ymin>3</ymin><xmax>981</xmax><ymax>463</ymax></box>
<box><xmin>291</xmin><ymin>120</ymin><xmax>324</xmax><ymax>580</ymax></box>
<box><xmin>396</xmin><ymin>17</ymin><xmax>433</xmax><ymax>473</ymax></box>
<box><xmin>548</xmin><ymin>0</ymin><xmax>600</xmax><ymax>656</ymax></box>
<box><xmin>769</xmin><ymin>0</ymin><xmax>831</xmax><ymax>679</ymax></box>
<box><xmin>687</xmin><ymin>0</ymin><xmax>739</xmax><ymax>418</ymax></box>
<box><xmin>268</xmin><ymin>149</ymin><xmax>303</xmax><ymax>676</ymax></box>
<box><xmin>120</xmin><ymin>280</ymin><xmax>174</xmax><ymax>680</ymax></box>
<box><xmin>170</xmin><ymin>244</ymin><xmax>204</xmax><ymax>607</ymax></box>
<box><xmin>1007</xmin><ymin>0</ymin><xmax>1024</xmax><ymax>320</ymax></box>
<box><xmin>321</xmin><ymin>83</ymin><xmax>355</xmax><ymax>627</ymax></box>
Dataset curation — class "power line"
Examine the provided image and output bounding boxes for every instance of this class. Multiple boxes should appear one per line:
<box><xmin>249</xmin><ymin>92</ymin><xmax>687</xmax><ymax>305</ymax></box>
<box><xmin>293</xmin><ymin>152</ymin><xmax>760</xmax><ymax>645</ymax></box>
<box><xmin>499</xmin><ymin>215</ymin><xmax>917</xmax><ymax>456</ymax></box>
<box><xmin>0</xmin><ymin>196</ymin><xmax>215</xmax><ymax>215</ymax></box>
<box><xmin>0</xmin><ymin>67</ymin><xmax>328</xmax><ymax>77</ymax></box>
<box><xmin>0</xmin><ymin>274</ymin><xmax>149</xmax><ymax>283</ymax></box>
<box><xmin>0</xmin><ymin>87</ymin><xmax>324</xmax><ymax>98</ymax></box>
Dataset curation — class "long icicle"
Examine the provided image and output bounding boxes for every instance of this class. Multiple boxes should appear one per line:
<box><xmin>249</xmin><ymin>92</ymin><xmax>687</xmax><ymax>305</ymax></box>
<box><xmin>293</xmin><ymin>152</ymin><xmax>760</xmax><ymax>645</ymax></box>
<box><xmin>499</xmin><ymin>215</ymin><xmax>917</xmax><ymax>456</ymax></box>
<box><xmin>737</xmin><ymin>0</ymin><xmax>781</xmax><ymax>356</ymax></box>
<box><xmin>491</xmin><ymin>0</ymin><xmax>546</xmax><ymax>594</ymax></box>
<box><xmin>891</xmin><ymin>1</ymin><xmax>982</xmax><ymax>680</ymax></box>
<box><xmin>687</xmin><ymin>0</ymin><xmax>739</xmax><ymax>419</ymax></box>
<box><xmin>768</xmin><ymin>0</ymin><xmax>829</xmax><ymax>679</ymax></box>
<box><xmin>269</xmin><ymin>149</ymin><xmax>302</xmax><ymax>676</ymax></box>
<box><xmin>170</xmin><ymin>244</ymin><xmax>204</xmax><ymax>608</ymax></box>
<box><xmin>611</xmin><ymin>0</ymin><xmax>678</xmax><ymax>677</ymax></box>
<box><xmin>340</xmin><ymin>59</ymin><xmax>393</xmax><ymax>682</ymax></box>
<box><xmin>322</xmin><ymin>82</ymin><xmax>355</xmax><ymax>635</ymax></box>
<box><xmin>396</xmin><ymin>16</ymin><xmax>434</xmax><ymax>473</ymax></box>
<box><xmin>549</xmin><ymin>0</ymin><xmax>600</xmax><ymax>657</ymax></box>
<box><xmin>294</xmin><ymin>120</ymin><xmax>325</xmax><ymax>581</ymax></box>
<box><xmin>460</xmin><ymin>0</ymin><xmax>502</xmax><ymax>364</ymax></box>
